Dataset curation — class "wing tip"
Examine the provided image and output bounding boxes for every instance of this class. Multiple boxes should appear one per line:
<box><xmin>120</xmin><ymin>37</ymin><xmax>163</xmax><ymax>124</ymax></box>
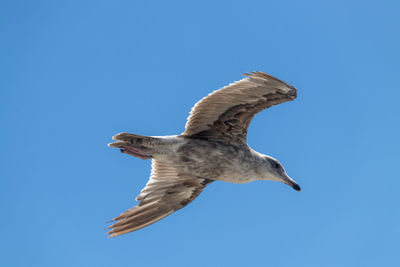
<box><xmin>243</xmin><ymin>71</ymin><xmax>297</xmax><ymax>92</ymax></box>
<box><xmin>242</xmin><ymin>71</ymin><xmax>272</xmax><ymax>79</ymax></box>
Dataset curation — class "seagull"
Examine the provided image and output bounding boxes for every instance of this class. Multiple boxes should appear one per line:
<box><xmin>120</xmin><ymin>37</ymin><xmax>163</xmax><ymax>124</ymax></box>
<box><xmin>107</xmin><ymin>71</ymin><xmax>299</xmax><ymax>237</ymax></box>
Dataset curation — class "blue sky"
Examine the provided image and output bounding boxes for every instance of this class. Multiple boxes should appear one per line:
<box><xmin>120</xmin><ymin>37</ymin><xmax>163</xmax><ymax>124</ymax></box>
<box><xmin>1</xmin><ymin>0</ymin><xmax>399</xmax><ymax>266</ymax></box>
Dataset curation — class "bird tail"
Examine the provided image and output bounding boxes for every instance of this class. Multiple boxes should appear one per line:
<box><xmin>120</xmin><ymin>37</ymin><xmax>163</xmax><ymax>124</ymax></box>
<box><xmin>108</xmin><ymin>132</ymin><xmax>156</xmax><ymax>159</ymax></box>
<box><xmin>111</xmin><ymin>132</ymin><xmax>153</xmax><ymax>144</ymax></box>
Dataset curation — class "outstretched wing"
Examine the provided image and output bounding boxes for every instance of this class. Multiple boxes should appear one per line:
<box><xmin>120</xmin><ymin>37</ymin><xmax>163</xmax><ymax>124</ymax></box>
<box><xmin>107</xmin><ymin>160</ymin><xmax>212</xmax><ymax>237</ymax></box>
<box><xmin>182</xmin><ymin>72</ymin><xmax>297</xmax><ymax>144</ymax></box>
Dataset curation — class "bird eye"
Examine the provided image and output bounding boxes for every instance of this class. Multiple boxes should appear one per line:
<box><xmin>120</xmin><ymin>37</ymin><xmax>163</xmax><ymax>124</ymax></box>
<box><xmin>269</xmin><ymin>159</ymin><xmax>280</xmax><ymax>169</ymax></box>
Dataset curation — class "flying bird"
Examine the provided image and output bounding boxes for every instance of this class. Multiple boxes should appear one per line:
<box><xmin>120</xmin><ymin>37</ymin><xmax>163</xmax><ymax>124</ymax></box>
<box><xmin>107</xmin><ymin>71</ymin><xmax>299</xmax><ymax>237</ymax></box>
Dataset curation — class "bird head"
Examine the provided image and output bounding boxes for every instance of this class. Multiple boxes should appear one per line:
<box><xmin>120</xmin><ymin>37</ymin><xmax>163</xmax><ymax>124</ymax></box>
<box><xmin>263</xmin><ymin>156</ymin><xmax>301</xmax><ymax>191</ymax></box>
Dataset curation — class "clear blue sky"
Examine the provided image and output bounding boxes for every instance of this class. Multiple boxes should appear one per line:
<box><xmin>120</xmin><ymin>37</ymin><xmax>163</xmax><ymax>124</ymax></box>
<box><xmin>1</xmin><ymin>1</ymin><xmax>399</xmax><ymax>266</ymax></box>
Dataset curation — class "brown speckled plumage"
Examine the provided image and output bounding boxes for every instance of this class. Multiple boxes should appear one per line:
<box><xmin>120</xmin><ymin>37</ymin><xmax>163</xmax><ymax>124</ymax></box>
<box><xmin>107</xmin><ymin>71</ymin><xmax>300</xmax><ymax>237</ymax></box>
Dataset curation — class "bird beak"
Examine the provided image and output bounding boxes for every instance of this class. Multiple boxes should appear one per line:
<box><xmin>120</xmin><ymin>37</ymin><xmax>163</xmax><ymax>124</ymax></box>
<box><xmin>282</xmin><ymin>175</ymin><xmax>301</xmax><ymax>191</ymax></box>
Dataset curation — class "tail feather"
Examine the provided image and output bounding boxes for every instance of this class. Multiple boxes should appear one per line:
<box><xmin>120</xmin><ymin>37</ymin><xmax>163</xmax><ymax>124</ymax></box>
<box><xmin>108</xmin><ymin>141</ymin><xmax>126</xmax><ymax>148</ymax></box>
<box><xmin>109</xmin><ymin>132</ymin><xmax>155</xmax><ymax>160</ymax></box>
<box><xmin>112</xmin><ymin>132</ymin><xmax>150</xmax><ymax>142</ymax></box>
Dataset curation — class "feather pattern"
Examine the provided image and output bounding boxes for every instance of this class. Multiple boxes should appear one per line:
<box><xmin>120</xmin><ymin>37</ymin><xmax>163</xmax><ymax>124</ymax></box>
<box><xmin>183</xmin><ymin>72</ymin><xmax>297</xmax><ymax>144</ymax></box>
<box><xmin>107</xmin><ymin>71</ymin><xmax>298</xmax><ymax>236</ymax></box>
<box><xmin>107</xmin><ymin>160</ymin><xmax>212</xmax><ymax>237</ymax></box>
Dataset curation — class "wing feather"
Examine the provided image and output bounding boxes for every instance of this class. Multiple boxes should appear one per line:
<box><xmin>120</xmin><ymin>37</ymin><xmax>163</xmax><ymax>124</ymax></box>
<box><xmin>182</xmin><ymin>72</ymin><xmax>297</xmax><ymax>144</ymax></box>
<box><xmin>107</xmin><ymin>160</ymin><xmax>212</xmax><ymax>237</ymax></box>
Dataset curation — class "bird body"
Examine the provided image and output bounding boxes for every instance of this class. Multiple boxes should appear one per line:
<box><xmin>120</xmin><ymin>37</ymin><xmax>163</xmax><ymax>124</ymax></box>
<box><xmin>107</xmin><ymin>71</ymin><xmax>300</xmax><ymax>237</ymax></box>
<box><xmin>113</xmin><ymin>134</ymin><xmax>280</xmax><ymax>184</ymax></box>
